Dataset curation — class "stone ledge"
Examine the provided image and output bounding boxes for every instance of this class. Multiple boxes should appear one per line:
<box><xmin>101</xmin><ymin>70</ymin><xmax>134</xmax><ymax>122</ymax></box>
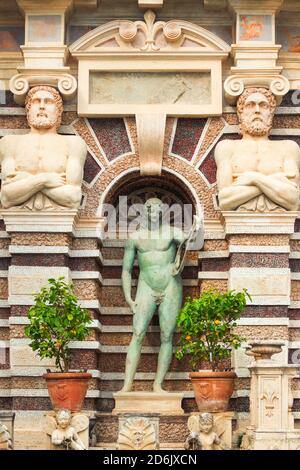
<box><xmin>230</xmin><ymin>245</ymin><xmax>290</xmax><ymax>253</ymax></box>
<box><xmin>1</xmin><ymin>210</ymin><xmax>78</xmax><ymax>233</ymax></box>
<box><xmin>198</xmin><ymin>271</ymin><xmax>228</xmax><ymax>279</ymax></box>
<box><xmin>221</xmin><ymin>211</ymin><xmax>299</xmax><ymax>234</ymax></box>
<box><xmin>113</xmin><ymin>391</ymin><xmax>184</xmax><ymax>415</ymax></box>
<box><xmin>199</xmin><ymin>250</ymin><xmax>229</xmax><ymax>259</ymax></box>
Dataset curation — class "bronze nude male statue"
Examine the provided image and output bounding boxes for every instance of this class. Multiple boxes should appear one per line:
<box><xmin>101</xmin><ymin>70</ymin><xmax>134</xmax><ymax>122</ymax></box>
<box><xmin>121</xmin><ymin>198</ymin><xmax>202</xmax><ymax>393</ymax></box>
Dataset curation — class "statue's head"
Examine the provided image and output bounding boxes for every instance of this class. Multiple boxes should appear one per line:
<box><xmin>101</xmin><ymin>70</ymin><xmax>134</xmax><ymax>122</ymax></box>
<box><xmin>199</xmin><ymin>412</ymin><xmax>213</xmax><ymax>434</ymax></box>
<box><xmin>56</xmin><ymin>409</ymin><xmax>71</xmax><ymax>429</ymax></box>
<box><xmin>237</xmin><ymin>87</ymin><xmax>276</xmax><ymax>137</ymax></box>
<box><xmin>25</xmin><ymin>86</ymin><xmax>63</xmax><ymax>131</ymax></box>
<box><xmin>144</xmin><ymin>198</ymin><xmax>163</xmax><ymax>225</ymax></box>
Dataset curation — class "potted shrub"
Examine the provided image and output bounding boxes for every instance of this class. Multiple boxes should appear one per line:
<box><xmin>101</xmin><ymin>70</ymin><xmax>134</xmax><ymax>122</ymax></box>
<box><xmin>25</xmin><ymin>277</ymin><xmax>92</xmax><ymax>412</ymax></box>
<box><xmin>176</xmin><ymin>288</ymin><xmax>251</xmax><ymax>412</ymax></box>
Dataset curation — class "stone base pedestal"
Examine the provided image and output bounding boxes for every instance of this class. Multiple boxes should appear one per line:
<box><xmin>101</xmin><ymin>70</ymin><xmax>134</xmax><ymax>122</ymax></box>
<box><xmin>113</xmin><ymin>392</ymin><xmax>184</xmax><ymax>415</ymax></box>
<box><xmin>1</xmin><ymin>209</ymin><xmax>78</xmax><ymax>233</ymax></box>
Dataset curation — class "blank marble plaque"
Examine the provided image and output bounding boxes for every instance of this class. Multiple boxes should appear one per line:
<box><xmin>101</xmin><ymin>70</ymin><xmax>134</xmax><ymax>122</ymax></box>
<box><xmin>89</xmin><ymin>71</ymin><xmax>211</xmax><ymax>106</ymax></box>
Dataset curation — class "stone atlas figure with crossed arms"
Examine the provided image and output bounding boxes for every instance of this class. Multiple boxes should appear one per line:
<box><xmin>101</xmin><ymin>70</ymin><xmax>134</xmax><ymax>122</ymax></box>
<box><xmin>0</xmin><ymin>85</ymin><xmax>87</xmax><ymax>211</ymax></box>
<box><xmin>215</xmin><ymin>87</ymin><xmax>300</xmax><ymax>212</ymax></box>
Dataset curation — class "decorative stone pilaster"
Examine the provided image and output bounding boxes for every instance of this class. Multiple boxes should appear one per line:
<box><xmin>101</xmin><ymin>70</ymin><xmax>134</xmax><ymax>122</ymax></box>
<box><xmin>225</xmin><ymin>0</ymin><xmax>289</xmax><ymax>104</ymax></box>
<box><xmin>221</xmin><ymin>212</ymin><xmax>297</xmax><ymax>379</ymax></box>
<box><xmin>0</xmin><ymin>211</ymin><xmax>104</xmax><ymax>448</ymax></box>
<box><xmin>10</xmin><ymin>0</ymin><xmax>77</xmax><ymax>104</ymax></box>
<box><xmin>241</xmin><ymin>342</ymin><xmax>300</xmax><ymax>450</ymax></box>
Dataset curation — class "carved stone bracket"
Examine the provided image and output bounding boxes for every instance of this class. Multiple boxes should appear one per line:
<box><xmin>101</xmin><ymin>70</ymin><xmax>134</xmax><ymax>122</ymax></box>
<box><xmin>9</xmin><ymin>71</ymin><xmax>77</xmax><ymax>104</ymax></box>
<box><xmin>136</xmin><ymin>113</ymin><xmax>166</xmax><ymax>176</ymax></box>
<box><xmin>224</xmin><ymin>73</ymin><xmax>290</xmax><ymax>105</ymax></box>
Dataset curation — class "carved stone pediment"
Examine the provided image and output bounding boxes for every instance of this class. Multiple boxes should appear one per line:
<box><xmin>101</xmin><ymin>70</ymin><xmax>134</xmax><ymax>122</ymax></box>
<box><xmin>70</xmin><ymin>10</ymin><xmax>230</xmax><ymax>56</ymax></box>
<box><xmin>70</xmin><ymin>10</ymin><xmax>229</xmax><ymax>176</ymax></box>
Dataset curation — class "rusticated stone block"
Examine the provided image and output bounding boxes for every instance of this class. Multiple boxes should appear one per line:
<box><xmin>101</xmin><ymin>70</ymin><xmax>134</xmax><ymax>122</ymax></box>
<box><xmin>93</xmin><ymin>414</ymin><xmax>118</xmax><ymax>443</ymax></box>
<box><xmin>11</xmin><ymin>254</ymin><xmax>68</xmax><ymax>267</ymax></box>
<box><xmin>0</xmin><ymin>239</ymin><xmax>10</xmax><ymax>249</ymax></box>
<box><xmin>201</xmin><ymin>258</ymin><xmax>229</xmax><ymax>271</ymax></box>
<box><xmin>204</xmin><ymin>240</ymin><xmax>228</xmax><ymax>251</ymax></box>
<box><xmin>0</xmin><ymin>398</ymin><xmax>12</xmax><ymax>409</ymax></box>
<box><xmin>72</xmin><ymin>238</ymin><xmax>99</xmax><ymax>250</ymax></box>
<box><xmin>10</xmin><ymin>306</ymin><xmax>29</xmax><ymax>317</ymax></box>
<box><xmin>0</xmin><ymin>308</ymin><xmax>10</xmax><ymax>319</ymax></box>
<box><xmin>100</xmin><ymin>314</ymin><xmax>133</xmax><ymax>326</ymax></box>
<box><xmin>69</xmin><ymin>258</ymin><xmax>100</xmax><ymax>271</ymax></box>
<box><xmin>9</xmin><ymin>325</ymin><xmax>25</xmax><ymax>339</ymax></box>
<box><xmin>243</xmin><ymin>305</ymin><xmax>288</xmax><ymax>318</ymax></box>
<box><xmin>230</xmin><ymin>253</ymin><xmax>289</xmax><ymax>269</ymax></box>
<box><xmin>102</xmin><ymin>247</ymin><xmax>124</xmax><ymax>259</ymax></box>
<box><xmin>289</xmin><ymin>328</ymin><xmax>300</xmax><ymax>342</ymax></box>
<box><xmin>291</xmin><ymin>281</ymin><xmax>300</xmax><ymax>300</ymax></box>
<box><xmin>0</xmin><ymin>279</ymin><xmax>8</xmax><ymax>299</ymax></box>
<box><xmin>0</xmin><ymin>349</ymin><xmax>10</xmax><ymax>369</ymax></box>
<box><xmin>290</xmin><ymin>240</ymin><xmax>300</xmax><ymax>251</ymax></box>
<box><xmin>11</xmin><ymin>233</ymin><xmax>71</xmax><ymax>246</ymax></box>
<box><xmin>289</xmin><ymin>309</ymin><xmax>300</xmax><ymax>320</ymax></box>
<box><xmin>200</xmin><ymin>280</ymin><xmax>227</xmax><ymax>292</ymax></box>
<box><xmin>70</xmin><ymin>349</ymin><xmax>98</xmax><ymax>369</ymax></box>
<box><xmin>229</xmin><ymin>234</ymin><xmax>290</xmax><ymax>246</ymax></box>
<box><xmin>0</xmin><ymin>327</ymin><xmax>9</xmax><ymax>340</ymax></box>
<box><xmin>159</xmin><ymin>416</ymin><xmax>188</xmax><ymax>443</ymax></box>
<box><xmin>73</xmin><ymin>279</ymin><xmax>100</xmax><ymax>300</ymax></box>
<box><xmin>234</xmin><ymin>325</ymin><xmax>289</xmax><ymax>341</ymax></box>
<box><xmin>0</xmin><ymin>377</ymin><xmax>11</xmax><ymax>389</ymax></box>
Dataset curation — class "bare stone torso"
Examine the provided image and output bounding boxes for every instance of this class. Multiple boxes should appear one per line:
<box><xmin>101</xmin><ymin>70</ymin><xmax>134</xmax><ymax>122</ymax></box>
<box><xmin>231</xmin><ymin>140</ymin><xmax>287</xmax><ymax>177</ymax></box>
<box><xmin>11</xmin><ymin>134</ymin><xmax>68</xmax><ymax>174</ymax></box>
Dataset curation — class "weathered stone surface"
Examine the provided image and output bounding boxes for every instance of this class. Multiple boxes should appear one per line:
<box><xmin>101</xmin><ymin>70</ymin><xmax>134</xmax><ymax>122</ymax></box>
<box><xmin>8</xmin><ymin>266</ymin><xmax>71</xmax><ymax>298</ymax></box>
<box><xmin>72</xmin><ymin>238</ymin><xmax>99</xmax><ymax>250</ymax></box>
<box><xmin>230</xmin><ymin>253</ymin><xmax>289</xmax><ymax>268</ymax></box>
<box><xmin>200</xmin><ymin>280</ymin><xmax>227</xmax><ymax>292</ymax></box>
<box><xmin>11</xmin><ymin>254</ymin><xmax>68</xmax><ymax>267</ymax></box>
<box><xmin>291</xmin><ymin>281</ymin><xmax>300</xmax><ymax>300</ymax></box>
<box><xmin>11</xmin><ymin>233</ymin><xmax>71</xmax><ymax>246</ymax></box>
<box><xmin>10</xmin><ymin>344</ymin><xmax>56</xmax><ymax>368</ymax></box>
<box><xmin>229</xmin><ymin>234</ymin><xmax>290</xmax><ymax>246</ymax></box>
<box><xmin>204</xmin><ymin>240</ymin><xmax>228</xmax><ymax>251</ymax></box>
<box><xmin>234</xmin><ymin>325</ymin><xmax>289</xmax><ymax>340</ymax></box>
<box><xmin>73</xmin><ymin>279</ymin><xmax>100</xmax><ymax>300</ymax></box>
<box><xmin>0</xmin><ymin>279</ymin><xmax>8</xmax><ymax>299</ymax></box>
<box><xmin>0</xmin><ymin>327</ymin><xmax>9</xmax><ymax>340</ymax></box>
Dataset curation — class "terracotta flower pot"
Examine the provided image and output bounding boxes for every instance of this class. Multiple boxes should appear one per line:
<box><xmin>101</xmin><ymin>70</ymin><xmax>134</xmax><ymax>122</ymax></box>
<box><xmin>43</xmin><ymin>372</ymin><xmax>92</xmax><ymax>412</ymax></box>
<box><xmin>190</xmin><ymin>370</ymin><xmax>236</xmax><ymax>412</ymax></box>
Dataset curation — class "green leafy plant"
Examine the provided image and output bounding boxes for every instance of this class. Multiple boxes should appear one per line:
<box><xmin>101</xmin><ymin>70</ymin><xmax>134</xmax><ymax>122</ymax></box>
<box><xmin>25</xmin><ymin>277</ymin><xmax>92</xmax><ymax>373</ymax></box>
<box><xmin>175</xmin><ymin>289</ymin><xmax>251</xmax><ymax>371</ymax></box>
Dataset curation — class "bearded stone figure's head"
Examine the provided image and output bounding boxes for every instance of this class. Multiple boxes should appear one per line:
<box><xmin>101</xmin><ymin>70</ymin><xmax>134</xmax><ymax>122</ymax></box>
<box><xmin>237</xmin><ymin>87</ymin><xmax>276</xmax><ymax>137</ymax></box>
<box><xmin>25</xmin><ymin>86</ymin><xmax>63</xmax><ymax>131</ymax></box>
